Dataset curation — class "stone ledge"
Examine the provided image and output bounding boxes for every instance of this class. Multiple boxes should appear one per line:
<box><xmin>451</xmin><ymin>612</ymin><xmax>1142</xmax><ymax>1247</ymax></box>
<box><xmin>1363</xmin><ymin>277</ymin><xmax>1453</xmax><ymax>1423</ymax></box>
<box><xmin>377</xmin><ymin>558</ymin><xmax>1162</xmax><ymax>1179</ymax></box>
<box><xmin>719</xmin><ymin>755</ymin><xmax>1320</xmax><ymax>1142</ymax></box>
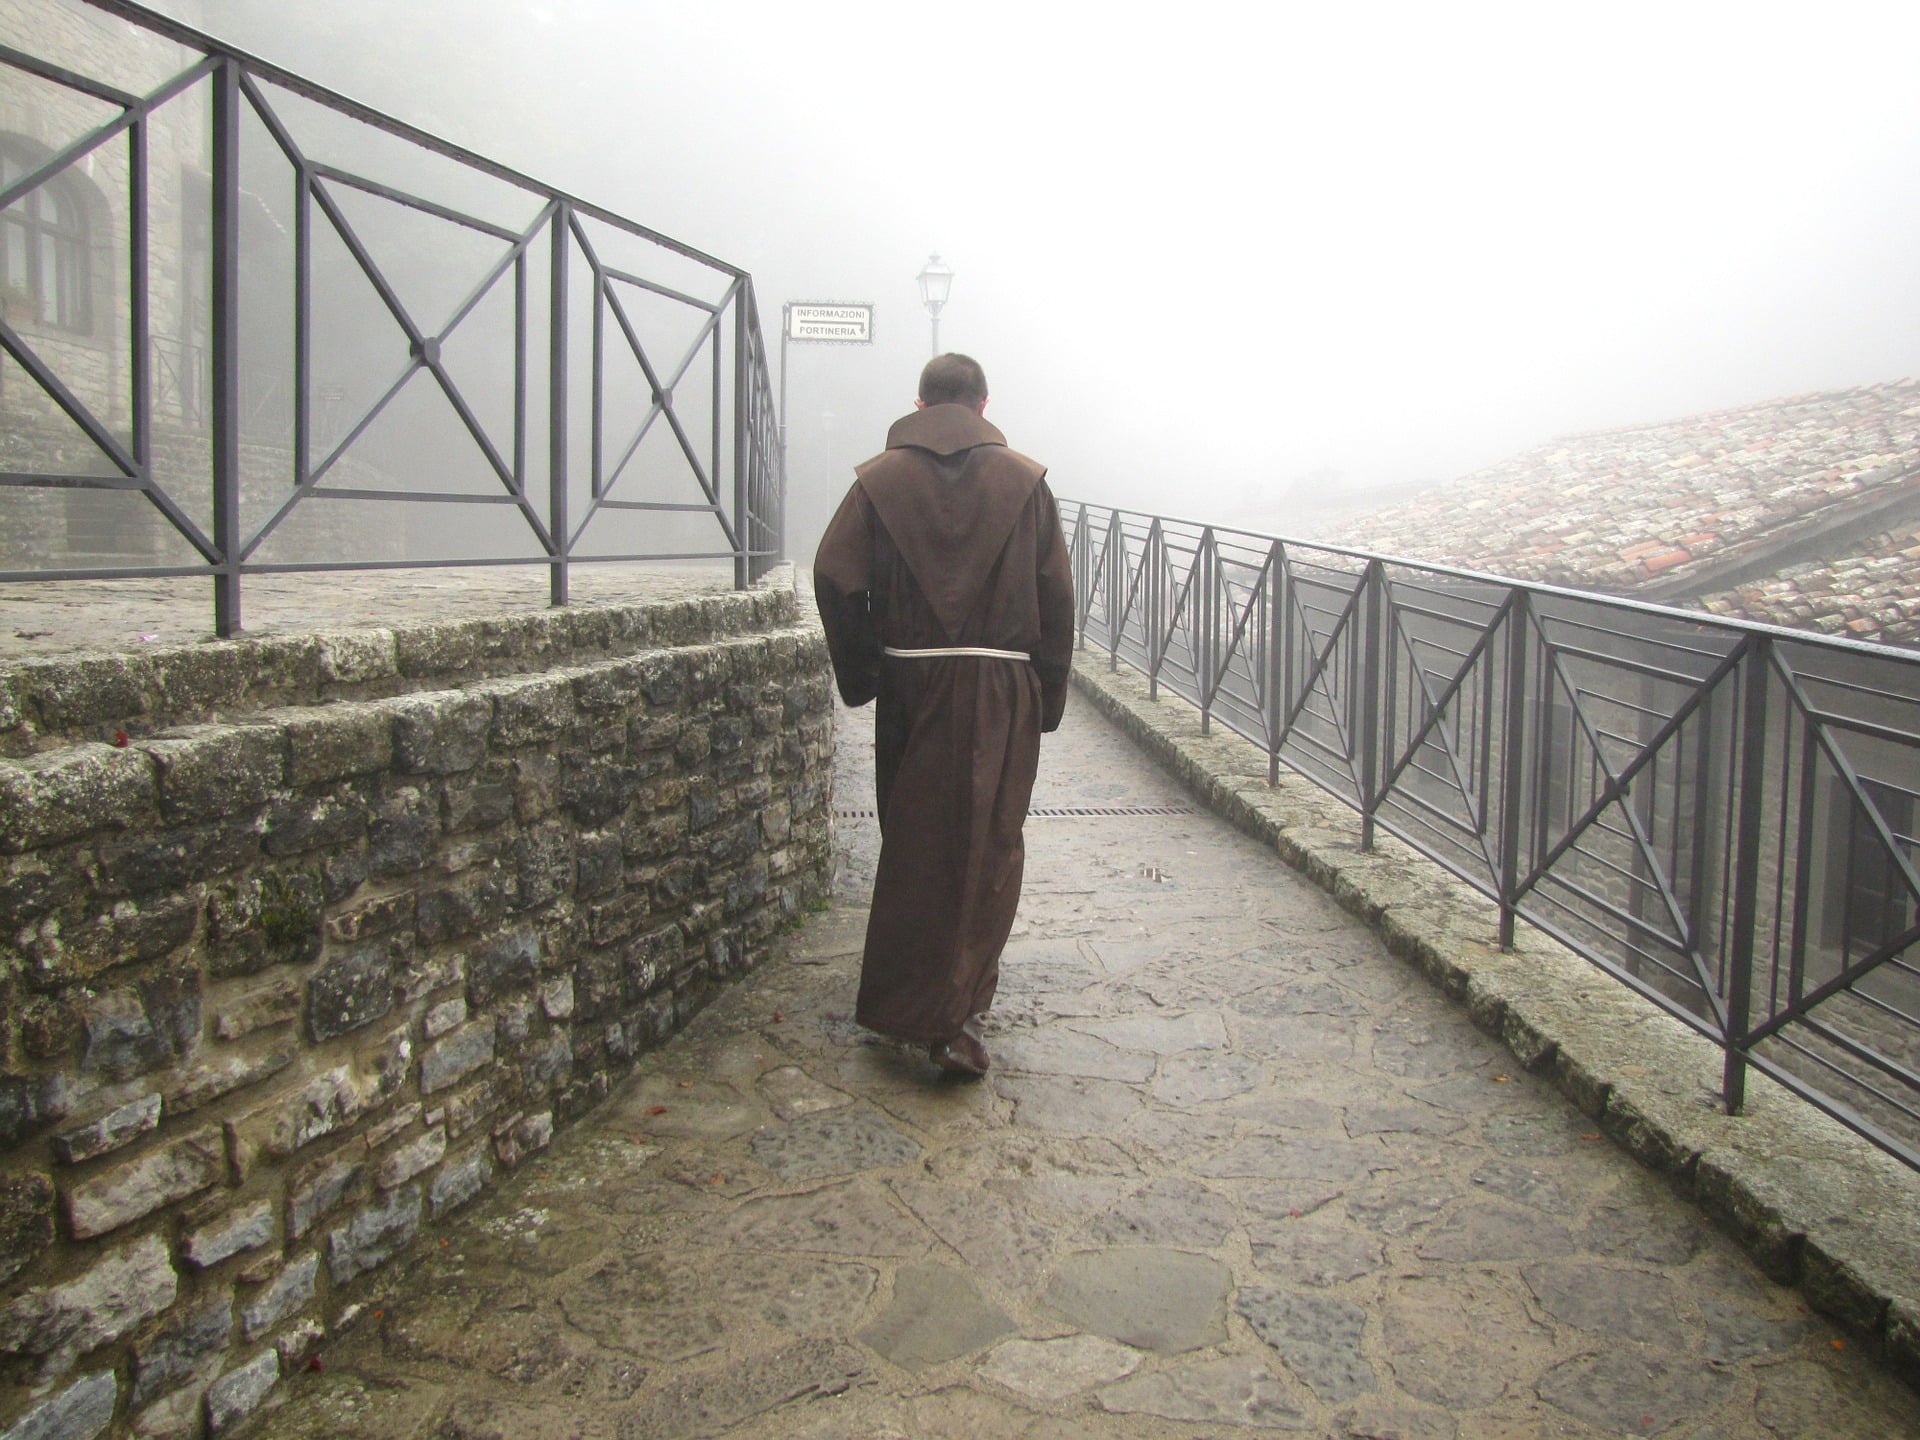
<box><xmin>0</xmin><ymin>568</ymin><xmax>799</xmax><ymax>755</ymax></box>
<box><xmin>1069</xmin><ymin>651</ymin><xmax>1920</xmax><ymax>1397</ymax></box>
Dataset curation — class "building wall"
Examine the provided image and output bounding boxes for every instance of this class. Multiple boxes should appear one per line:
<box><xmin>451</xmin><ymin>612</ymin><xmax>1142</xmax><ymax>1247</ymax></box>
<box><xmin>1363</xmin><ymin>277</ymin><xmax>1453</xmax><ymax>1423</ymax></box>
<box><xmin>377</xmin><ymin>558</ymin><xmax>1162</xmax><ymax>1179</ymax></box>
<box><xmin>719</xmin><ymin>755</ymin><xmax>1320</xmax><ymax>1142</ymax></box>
<box><xmin>0</xmin><ymin>584</ymin><xmax>835</xmax><ymax>1438</ymax></box>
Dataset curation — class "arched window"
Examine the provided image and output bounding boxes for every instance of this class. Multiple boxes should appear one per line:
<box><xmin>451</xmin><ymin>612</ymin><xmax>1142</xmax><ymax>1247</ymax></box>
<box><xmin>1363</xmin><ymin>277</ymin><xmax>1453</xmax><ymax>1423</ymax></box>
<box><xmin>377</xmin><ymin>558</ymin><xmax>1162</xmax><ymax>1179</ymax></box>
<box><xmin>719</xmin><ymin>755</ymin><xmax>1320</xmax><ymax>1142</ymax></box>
<box><xmin>1</xmin><ymin>140</ymin><xmax>93</xmax><ymax>332</ymax></box>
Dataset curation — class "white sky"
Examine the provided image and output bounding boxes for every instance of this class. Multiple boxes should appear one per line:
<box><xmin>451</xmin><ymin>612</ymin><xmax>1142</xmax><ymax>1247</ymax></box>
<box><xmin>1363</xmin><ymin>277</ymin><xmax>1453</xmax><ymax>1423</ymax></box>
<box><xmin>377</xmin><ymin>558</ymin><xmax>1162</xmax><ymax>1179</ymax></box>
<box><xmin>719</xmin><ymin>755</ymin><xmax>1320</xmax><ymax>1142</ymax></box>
<box><xmin>167</xmin><ymin>0</ymin><xmax>1920</xmax><ymax>540</ymax></box>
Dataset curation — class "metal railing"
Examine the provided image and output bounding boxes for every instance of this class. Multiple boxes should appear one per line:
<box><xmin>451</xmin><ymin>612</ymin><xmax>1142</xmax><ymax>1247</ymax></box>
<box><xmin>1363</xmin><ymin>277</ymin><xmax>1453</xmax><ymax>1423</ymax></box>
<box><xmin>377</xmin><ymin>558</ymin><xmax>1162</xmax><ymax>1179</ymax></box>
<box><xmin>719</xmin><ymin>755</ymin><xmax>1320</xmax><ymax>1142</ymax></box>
<box><xmin>1064</xmin><ymin>501</ymin><xmax>1920</xmax><ymax>1171</ymax></box>
<box><xmin>0</xmin><ymin>0</ymin><xmax>783</xmax><ymax>634</ymax></box>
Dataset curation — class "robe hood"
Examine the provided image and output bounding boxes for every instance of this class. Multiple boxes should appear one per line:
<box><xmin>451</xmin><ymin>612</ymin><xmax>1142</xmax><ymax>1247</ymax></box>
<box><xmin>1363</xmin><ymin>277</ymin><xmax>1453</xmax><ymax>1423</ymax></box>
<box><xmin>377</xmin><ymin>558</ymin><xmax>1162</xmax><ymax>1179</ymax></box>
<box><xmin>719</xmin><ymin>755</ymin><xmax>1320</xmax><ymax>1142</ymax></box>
<box><xmin>883</xmin><ymin>403</ymin><xmax>1007</xmax><ymax>456</ymax></box>
<box><xmin>854</xmin><ymin>405</ymin><xmax>1048</xmax><ymax>646</ymax></box>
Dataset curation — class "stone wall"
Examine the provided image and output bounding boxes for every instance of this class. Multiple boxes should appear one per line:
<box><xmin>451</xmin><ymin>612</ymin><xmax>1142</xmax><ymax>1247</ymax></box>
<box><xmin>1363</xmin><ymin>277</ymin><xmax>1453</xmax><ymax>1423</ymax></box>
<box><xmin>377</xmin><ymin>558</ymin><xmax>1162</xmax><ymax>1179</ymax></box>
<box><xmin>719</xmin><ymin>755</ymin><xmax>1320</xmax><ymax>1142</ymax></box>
<box><xmin>0</xmin><ymin>581</ymin><xmax>835</xmax><ymax>1438</ymax></box>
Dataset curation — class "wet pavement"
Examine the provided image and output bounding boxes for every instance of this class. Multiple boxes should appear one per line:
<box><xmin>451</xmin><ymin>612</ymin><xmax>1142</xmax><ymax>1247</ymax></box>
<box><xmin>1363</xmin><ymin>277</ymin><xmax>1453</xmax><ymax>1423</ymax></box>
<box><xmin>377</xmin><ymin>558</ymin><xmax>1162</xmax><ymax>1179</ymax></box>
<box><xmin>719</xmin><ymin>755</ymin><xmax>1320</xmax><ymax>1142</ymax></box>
<box><xmin>251</xmin><ymin>695</ymin><xmax>1920</xmax><ymax>1439</ymax></box>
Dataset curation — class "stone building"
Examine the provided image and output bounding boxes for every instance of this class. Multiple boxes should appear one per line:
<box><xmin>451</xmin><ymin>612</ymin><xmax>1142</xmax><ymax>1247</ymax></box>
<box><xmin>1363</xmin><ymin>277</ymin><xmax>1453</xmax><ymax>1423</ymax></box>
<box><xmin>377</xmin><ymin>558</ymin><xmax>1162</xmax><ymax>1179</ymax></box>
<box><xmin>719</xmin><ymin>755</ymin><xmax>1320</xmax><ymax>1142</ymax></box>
<box><xmin>2</xmin><ymin>0</ymin><xmax>399</xmax><ymax>572</ymax></box>
<box><xmin>1328</xmin><ymin>379</ymin><xmax>1920</xmax><ymax>648</ymax></box>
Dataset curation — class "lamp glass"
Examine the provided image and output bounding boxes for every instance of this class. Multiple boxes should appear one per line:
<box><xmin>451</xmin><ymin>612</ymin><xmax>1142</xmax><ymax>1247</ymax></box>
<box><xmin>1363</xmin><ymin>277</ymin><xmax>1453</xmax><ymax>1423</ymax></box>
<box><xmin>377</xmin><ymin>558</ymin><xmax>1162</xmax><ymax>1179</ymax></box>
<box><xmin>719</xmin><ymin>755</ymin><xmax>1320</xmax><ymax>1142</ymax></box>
<box><xmin>917</xmin><ymin>254</ymin><xmax>954</xmax><ymax>311</ymax></box>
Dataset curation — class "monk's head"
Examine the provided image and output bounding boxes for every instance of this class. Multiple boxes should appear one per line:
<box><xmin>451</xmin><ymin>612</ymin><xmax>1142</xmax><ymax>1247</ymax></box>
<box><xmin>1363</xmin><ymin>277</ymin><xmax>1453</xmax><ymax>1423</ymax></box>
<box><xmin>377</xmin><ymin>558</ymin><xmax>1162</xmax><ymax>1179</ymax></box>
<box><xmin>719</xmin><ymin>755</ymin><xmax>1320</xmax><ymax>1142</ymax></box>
<box><xmin>915</xmin><ymin>353</ymin><xmax>988</xmax><ymax>414</ymax></box>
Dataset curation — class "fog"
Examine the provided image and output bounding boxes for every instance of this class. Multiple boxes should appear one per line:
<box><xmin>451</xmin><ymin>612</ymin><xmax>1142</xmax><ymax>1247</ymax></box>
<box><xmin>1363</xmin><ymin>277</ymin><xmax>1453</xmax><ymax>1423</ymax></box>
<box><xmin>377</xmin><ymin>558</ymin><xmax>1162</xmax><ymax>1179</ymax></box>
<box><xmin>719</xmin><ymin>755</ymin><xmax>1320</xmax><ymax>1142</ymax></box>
<box><xmin>157</xmin><ymin>0</ymin><xmax>1920</xmax><ymax>554</ymax></box>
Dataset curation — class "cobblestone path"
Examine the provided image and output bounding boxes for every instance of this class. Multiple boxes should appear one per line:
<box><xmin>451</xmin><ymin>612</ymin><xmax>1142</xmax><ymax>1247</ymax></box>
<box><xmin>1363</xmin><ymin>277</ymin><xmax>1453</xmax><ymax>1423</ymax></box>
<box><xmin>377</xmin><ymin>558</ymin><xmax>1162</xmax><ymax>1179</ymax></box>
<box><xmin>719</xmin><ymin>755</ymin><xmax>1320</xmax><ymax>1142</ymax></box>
<box><xmin>257</xmin><ymin>698</ymin><xmax>1920</xmax><ymax>1439</ymax></box>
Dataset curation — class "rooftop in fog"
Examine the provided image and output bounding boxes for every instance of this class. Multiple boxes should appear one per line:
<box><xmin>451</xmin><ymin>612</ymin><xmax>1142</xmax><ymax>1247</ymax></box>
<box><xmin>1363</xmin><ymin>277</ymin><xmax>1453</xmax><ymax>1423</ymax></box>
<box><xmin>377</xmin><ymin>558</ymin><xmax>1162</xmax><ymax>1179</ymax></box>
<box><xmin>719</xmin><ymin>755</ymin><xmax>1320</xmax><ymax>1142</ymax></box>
<box><xmin>1329</xmin><ymin>379</ymin><xmax>1920</xmax><ymax>646</ymax></box>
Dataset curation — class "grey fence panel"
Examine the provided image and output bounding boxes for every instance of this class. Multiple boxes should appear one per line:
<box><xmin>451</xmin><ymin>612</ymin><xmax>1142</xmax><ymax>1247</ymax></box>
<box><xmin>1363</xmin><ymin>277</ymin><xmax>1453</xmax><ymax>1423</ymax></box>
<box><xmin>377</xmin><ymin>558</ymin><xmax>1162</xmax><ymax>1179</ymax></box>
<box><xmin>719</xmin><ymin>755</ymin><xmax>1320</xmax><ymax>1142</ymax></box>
<box><xmin>1063</xmin><ymin>500</ymin><xmax>1920</xmax><ymax>1171</ymax></box>
<box><xmin>1</xmin><ymin>0</ymin><xmax>783</xmax><ymax>631</ymax></box>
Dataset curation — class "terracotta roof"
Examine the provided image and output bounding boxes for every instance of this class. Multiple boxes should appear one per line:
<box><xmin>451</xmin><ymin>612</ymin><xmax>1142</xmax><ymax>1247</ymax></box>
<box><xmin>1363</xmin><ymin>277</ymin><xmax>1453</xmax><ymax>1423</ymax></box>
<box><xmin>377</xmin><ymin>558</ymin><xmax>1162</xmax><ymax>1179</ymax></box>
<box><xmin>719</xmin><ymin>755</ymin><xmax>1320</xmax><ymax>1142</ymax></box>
<box><xmin>1693</xmin><ymin>520</ymin><xmax>1920</xmax><ymax>644</ymax></box>
<box><xmin>1328</xmin><ymin>380</ymin><xmax>1920</xmax><ymax>647</ymax></box>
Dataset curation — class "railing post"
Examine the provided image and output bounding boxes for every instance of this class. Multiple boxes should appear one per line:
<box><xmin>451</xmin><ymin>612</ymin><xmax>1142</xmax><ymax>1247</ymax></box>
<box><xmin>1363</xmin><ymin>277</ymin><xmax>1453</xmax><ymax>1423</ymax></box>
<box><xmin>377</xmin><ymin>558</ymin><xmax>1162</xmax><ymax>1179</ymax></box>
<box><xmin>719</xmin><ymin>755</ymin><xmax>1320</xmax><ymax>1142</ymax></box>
<box><xmin>1497</xmin><ymin>591</ymin><xmax>1531</xmax><ymax>950</ymax></box>
<box><xmin>1072</xmin><ymin>503</ymin><xmax>1089</xmax><ymax>650</ymax></box>
<box><xmin>1197</xmin><ymin>530</ymin><xmax>1215</xmax><ymax>736</ymax></box>
<box><xmin>210</xmin><ymin>56</ymin><xmax>241</xmax><ymax>636</ymax></box>
<box><xmin>1266</xmin><ymin>540</ymin><xmax>1283</xmax><ymax>786</ymax></box>
<box><xmin>1358</xmin><ymin>558</ymin><xmax>1385</xmax><ymax>851</ymax></box>
<box><xmin>1723</xmin><ymin>636</ymin><xmax>1771</xmax><ymax>1114</ymax></box>
<box><xmin>1107</xmin><ymin>510</ymin><xmax>1123</xmax><ymax>672</ymax></box>
<box><xmin>733</xmin><ymin>289</ymin><xmax>750</xmax><ymax>590</ymax></box>
<box><xmin>548</xmin><ymin>203</ymin><xmax>570</xmax><ymax>608</ymax></box>
<box><xmin>1147</xmin><ymin>520</ymin><xmax>1165</xmax><ymax>698</ymax></box>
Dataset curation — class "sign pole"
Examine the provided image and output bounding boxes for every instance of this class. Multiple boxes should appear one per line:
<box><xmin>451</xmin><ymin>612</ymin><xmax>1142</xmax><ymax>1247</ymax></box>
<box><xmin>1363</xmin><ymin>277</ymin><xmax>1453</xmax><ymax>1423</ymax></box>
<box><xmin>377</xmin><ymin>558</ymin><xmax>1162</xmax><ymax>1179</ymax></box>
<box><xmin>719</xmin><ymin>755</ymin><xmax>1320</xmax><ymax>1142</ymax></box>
<box><xmin>779</xmin><ymin>302</ymin><xmax>790</xmax><ymax>469</ymax></box>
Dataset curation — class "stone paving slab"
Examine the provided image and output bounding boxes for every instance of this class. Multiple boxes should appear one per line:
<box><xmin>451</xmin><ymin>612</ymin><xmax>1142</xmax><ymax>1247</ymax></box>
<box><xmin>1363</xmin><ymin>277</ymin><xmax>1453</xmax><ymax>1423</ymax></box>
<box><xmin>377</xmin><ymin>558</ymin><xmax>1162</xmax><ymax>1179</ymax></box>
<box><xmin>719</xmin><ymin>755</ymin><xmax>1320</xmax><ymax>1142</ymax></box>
<box><xmin>240</xmin><ymin>687</ymin><xmax>1920</xmax><ymax>1439</ymax></box>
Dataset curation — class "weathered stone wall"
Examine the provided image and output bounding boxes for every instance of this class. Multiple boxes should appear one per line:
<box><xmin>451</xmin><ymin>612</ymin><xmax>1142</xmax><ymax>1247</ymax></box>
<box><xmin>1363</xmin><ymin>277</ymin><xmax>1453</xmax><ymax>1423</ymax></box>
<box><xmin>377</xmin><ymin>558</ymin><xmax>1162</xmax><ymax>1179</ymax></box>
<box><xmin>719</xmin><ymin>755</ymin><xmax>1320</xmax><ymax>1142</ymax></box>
<box><xmin>0</xmin><ymin>582</ymin><xmax>835</xmax><ymax>1438</ymax></box>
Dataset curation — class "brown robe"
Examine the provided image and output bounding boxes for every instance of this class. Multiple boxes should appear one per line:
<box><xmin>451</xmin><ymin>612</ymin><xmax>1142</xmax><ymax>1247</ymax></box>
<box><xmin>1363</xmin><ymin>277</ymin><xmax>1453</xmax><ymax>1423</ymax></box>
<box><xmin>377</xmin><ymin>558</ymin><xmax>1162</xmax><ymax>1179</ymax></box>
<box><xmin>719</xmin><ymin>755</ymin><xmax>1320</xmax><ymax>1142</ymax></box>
<box><xmin>814</xmin><ymin>404</ymin><xmax>1074</xmax><ymax>1044</ymax></box>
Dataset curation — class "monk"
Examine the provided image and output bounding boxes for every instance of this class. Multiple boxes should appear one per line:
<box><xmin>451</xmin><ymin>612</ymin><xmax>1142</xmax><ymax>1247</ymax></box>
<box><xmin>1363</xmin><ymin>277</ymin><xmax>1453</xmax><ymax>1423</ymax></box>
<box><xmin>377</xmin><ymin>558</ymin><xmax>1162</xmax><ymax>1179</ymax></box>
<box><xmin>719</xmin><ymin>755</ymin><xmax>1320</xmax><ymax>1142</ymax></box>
<box><xmin>814</xmin><ymin>353</ymin><xmax>1074</xmax><ymax>1076</ymax></box>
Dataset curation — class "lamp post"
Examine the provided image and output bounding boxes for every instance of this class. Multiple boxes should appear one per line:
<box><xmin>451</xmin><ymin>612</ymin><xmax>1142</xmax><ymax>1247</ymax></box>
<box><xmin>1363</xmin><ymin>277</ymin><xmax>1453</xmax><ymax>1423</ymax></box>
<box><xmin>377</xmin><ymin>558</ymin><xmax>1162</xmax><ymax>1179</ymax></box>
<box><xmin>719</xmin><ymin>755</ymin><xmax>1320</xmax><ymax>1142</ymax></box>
<box><xmin>916</xmin><ymin>254</ymin><xmax>953</xmax><ymax>357</ymax></box>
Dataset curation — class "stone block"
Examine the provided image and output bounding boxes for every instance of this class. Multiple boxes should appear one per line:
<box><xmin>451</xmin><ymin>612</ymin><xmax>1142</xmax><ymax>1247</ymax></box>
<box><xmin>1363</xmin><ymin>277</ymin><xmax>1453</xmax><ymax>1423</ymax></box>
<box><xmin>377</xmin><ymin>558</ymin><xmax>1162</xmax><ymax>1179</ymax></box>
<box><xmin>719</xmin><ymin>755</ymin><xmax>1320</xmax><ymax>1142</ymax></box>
<box><xmin>0</xmin><ymin>853</ymin><xmax>77</xmax><ymax>932</ymax></box>
<box><xmin>52</xmin><ymin>1093</ymin><xmax>161</xmax><ymax>1164</ymax></box>
<box><xmin>522</xmin><ymin>1030</ymin><xmax>571</xmax><ymax>1093</ymax></box>
<box><xmin>287</xmin><ymin>1150</ymin><xmax>362</xmax><ymax>1240</ymax></box>
<box><xmin>0</xmin><ymin>1232</ymin><xmax>177</xmax><ymax>1380</ymax></box>
<box><xmin>589</xmin><ymin>891</ymin><xmax>649</xmax><ymax>947</ymax></box>
<box><xmin>66</xmin><ymin>1127</ymin><xmax>223</xmax><ymax>1239</ymax></box>
<box><xmin>204</xmin><ymin>1348</ymin><xmax>278</xmax><ymax>1434</ymax></box>
<box><xmin>362</xmin><ymin>1102</ymin><xmax>423</xmax><ymax>1152</ymax></box>
<box><xmin>305</xmin><ymin>940</ymin><xmax>395</xmax><ymax>1042</ymax></box>
<box><xmin>166</xmin><ymin>1048</ymin><xmax>295</xmax><ymax>1117</ymax></box>
<box><xmin>0</xmin><ymin>1074</ymin><xmax>69</xmax><ymax>1148</ymax></box>
<box><xmin>575</xmin><ymin>829</ymin><xmax>624</xmax><ymax>896</ymax></box>
<box><xmin>326</xmin><ymin>1185</ymin><xmax>420</xmax><ymax>1285</ymax></box>
<box><xmin>570</xmin><ymin>656</ymin><xmax>649</xmax><ymax>713</ymax></box>
<box><xmin>323</xmin><ymin>890</ymin><xmax>412</xmax><ymax>947</ymax></box>
<box><xmin>492</xmin><ymin>1109</ymin><xmax>553</xmax><ymax>1169</ymax></box>
<box><xmin>497</xmin><ymin>996</ymin><xmax>535</xmax><ymax>1044</ymax></box>
<box><xmin>212</xmin><ymin>980</ymin><xmax>302</xmax><ymax>1041</ymax></box>
<box><xmin>539</xmin><ymin>975</ymin><xmax>574</xmax><ymax>1020</ymax></box>
<box><xmin>424</xmin><ymin>995</ymin><xmax>466</xmax><ymax>1039</ymax></box>
<box><xmin>204</xmin><ymin>870</ymin><xmax>322</xmax><ymax>976</ymax></box>
<box><xmin>183</xmin><ymin>1200</ymin><xmax>276</xmax><ymax>1270</ymax></box>
<box><xmin>98</xmin><ymin>820</ymin><xmax>259</xmax><ymax>898</ymax></box>
<box><xmin>279</xmin><ymin>703</ymin><xmax>392</xmax><ymax>787</ymax></box>
<box><xmin>131</xmin><ymin>1293</ymin><xmax>232</xmax><ymax>1405</ymax></box>
<box><xmin>512</xmin><ymin>820</ymin><xmax>570</xmax><ymax>908</ymax></box>
<box><xmin>390</xmin><ymin>692</ymin><xmax>493</xmax><ymax>776</ymax></box>
<box><xmin>421</xmin><ymin>1020</ymin><xmax>496</xmax><ymax>1095</ymax></box>
<box><xmin>0</xmin><ymin>743</ymin><xmax>155</xmax><ymax>853</ymax></box>
<box><xmin>394</xmin><ymin>620</ymin><xmax>482</xmax><ymax>678</ymax></box>
<box><xmin>375</xmin><ymin>1126</ymin><xmax>445</xmax><ymax>1191</ymax></box>
<box><xmin>394</xmin><ymin>946</ymin><xmax>461</xmax><ymax>1004</ymax></box>
<box><xmin>0</xmin><ymin>1173</ymin><xmax>55</xmax><ymax>1286</ymax></box>
<box><xmin>144</xmin><ymin>724</ymin><xmax>285</xmax><ymax>823</ymax></box>
<box><xmin>440</xmin><ymin>1077</ymin><xmax>503</xmax><ymax>1139</ymax></box>
<box><xmin>1</xmin><ymin>1370</ymin><xmax>117</xmax><ymax>1440</ymax></box>
<box><xmin>416</xmin><ymin>867</ymin><xmax>513</xmax><ymax>946</ymax></box>
<box><xmin>261</xmin><ymin>788</ymin><xmax>370</xmax><ymax>859</ymax></box>
<box><xmin>428</xmin><ymin>1146</ymin><xmax>491</xmax><ymax>1218</ymax></box>
<box><xmin>444</xmin><ymin>769</ymin><xmax>515</xmax><ymax>834</ymax></box>
<box><xmin>364</xmin><ymin>1024</ymin><xmax>414</xmax><ymax>1107</ymax></box>
<box><xmin>315</xmin><ymin>629</ymin><xmax>396</xmax><ymax>684</ymax></box>
<box><xmin>512</xmin><ymin>752</ymin><xmax>560</xmax><ymax>822</ymax></box>
<box><xmin>79</xmin><ymin>970</ymin><xmax>199</xmax><ymax>1078</ymax></box>
<box><xmin>271</xmin><ymin>1319</ymin><xmax>325</xmax><ymax>1372</ymax></box>
<box><xmin>483</xmin><ymin>673</ymin><xmax>576</xmax><ymax>747</ymax></box>
<box><xmin>560</xmin><ymin>754</ymin><xmax>643</xmax><ymax>829</ymax></box>
<box><xmin>240</xmin><ymin>1252</ymin><xmax>317</xmax><ymax>1341</ymax></box>
<box><xmin>366</xmin><ymin>786</ymin><xmax>439</xmax><ymax>879</ymax></box>
<box><xmin>34</xmin><ymin>893</ymin><xmax>199</xmax><ymax>988</ymax></box>
<box><xmin>226</xmin><ymin>1067</ymin><xmax>362</xmax><ymax>1178</ymax></box>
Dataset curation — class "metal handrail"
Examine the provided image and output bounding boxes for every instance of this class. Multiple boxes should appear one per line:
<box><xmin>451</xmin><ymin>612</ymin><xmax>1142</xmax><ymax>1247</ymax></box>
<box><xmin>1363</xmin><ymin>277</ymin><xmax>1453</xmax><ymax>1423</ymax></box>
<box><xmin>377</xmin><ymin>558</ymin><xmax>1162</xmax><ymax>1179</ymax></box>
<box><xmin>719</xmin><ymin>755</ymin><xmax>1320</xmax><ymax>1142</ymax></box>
<box><xmin>1064</xmin><ymin>499</ymin><xmax>1920</xmax><ymax>1171</ymax></box>
<box><xmin>0</xmin><ymin>0</ymin><xmax>784</xmax><ymax>631</ymax></box>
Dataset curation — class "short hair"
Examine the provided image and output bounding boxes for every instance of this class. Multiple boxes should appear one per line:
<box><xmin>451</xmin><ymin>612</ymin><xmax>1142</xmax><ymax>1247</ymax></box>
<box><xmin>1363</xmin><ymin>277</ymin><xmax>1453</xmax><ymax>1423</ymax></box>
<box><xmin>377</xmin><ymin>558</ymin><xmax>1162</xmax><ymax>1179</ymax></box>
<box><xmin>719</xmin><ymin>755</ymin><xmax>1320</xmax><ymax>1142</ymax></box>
<box><xmin>918</xmin><ymin>353</ymin><xmax>988</xmax><ymax>408</ymax></box>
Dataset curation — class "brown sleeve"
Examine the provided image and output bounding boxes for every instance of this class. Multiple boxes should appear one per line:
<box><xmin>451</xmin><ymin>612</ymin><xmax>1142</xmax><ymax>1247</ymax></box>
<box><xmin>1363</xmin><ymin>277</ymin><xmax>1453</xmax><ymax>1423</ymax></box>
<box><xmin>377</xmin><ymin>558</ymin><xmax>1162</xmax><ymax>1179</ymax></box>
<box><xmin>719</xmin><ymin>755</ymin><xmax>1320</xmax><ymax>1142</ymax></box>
<box><xmin>813</xmin><ymin>481</ymin><xmax>882</xmax><ymax>708</ymax></box>
<box><xmin>1032</xmin><ymin>480</ymin><xmax>1075</xmax><ymax>733</ymax></box>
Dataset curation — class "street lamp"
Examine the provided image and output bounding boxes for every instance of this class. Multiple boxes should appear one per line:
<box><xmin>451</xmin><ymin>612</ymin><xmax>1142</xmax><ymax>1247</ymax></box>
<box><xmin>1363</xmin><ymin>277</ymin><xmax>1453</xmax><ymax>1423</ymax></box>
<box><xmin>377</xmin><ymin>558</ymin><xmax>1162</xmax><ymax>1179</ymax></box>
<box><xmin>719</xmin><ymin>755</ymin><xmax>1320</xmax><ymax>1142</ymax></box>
<box><xmin>916</xmin><ymin>254</ymin><xmax>953</xmax><ymax>357</ymax></box>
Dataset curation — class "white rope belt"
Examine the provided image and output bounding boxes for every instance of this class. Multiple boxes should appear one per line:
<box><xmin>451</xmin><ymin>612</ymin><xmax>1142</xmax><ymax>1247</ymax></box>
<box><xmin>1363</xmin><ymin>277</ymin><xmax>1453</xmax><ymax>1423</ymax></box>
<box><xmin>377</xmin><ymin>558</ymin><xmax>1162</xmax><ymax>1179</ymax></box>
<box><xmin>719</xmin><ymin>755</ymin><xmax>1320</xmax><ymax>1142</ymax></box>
<box><xmin>883</xmin><ymin>645</ymin><xmax>1031</xmax><ymax>662</ymax></box>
